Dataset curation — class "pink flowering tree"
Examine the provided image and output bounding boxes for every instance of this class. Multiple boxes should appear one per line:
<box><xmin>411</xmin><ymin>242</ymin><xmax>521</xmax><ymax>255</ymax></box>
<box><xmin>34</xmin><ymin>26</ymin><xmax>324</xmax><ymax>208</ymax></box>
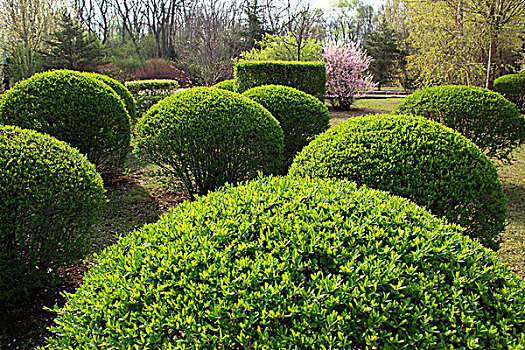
<box><xmin>322</xmin><ymin>42</ymin><xmax>376</xmax><ymax>109</ymax></box>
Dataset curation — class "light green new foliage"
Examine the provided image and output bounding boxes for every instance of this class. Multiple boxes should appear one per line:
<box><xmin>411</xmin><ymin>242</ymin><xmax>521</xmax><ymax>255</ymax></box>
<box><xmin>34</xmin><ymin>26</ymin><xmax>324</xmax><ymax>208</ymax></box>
<box><xmin>134</xmin><ymin>87</ymin><xmax>283</xmax><ymax>196</ymax></box>
<box><xmin>212</xmin><ymin>79</ymin><xmax>235</xmax><ymax>91</ymax></box>
<box><xmin>242</xmin><ymin>85</ymin><xmax>330</xmax><ymax>172</ymax></box>
<box><xmin>392</xmin><ymin>85</ymin><xmax>525</xmax><ymax>162</ymax></box>
<box><xmin>44</xmin><ymin>176</ymin><xmax>525</xmax><ymax>349</ymax></box>
<box><xmin>0</xmin><ymin>69</ymin><xmax>131</xmax><ymax>168</ymax></box>
<box><xmin>0</xmin><ymin>125</ymin><xmax>105</xmax><ymax>306</ymax></box>
<box><xmin>290</xmin><ymin>114</ymin><xmax>506</xmax><ymax>251</ymax></box>
<box><xmin>83</xmin><ymin>72</ymin><xmax>137</xmax><ymax>120</ymax></box>
<box><xmin>493</xmin><ymin>73</ymin><xmax>525</xmax><ymax>113</ymax></box>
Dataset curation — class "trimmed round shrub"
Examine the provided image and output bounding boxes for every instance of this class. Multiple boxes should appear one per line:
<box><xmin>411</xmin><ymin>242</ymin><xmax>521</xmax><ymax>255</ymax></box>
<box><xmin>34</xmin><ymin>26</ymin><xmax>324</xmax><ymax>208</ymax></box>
<box><xmin>213</xmin><ymin>79</ymin><xmax>235</xmax><ymax>91</ymax></box>
<box><xmin>45</xmin><ymin>176</ymin><xmax>525</xmax><ymax>349</ymax></box>
<box><xmin>0</xmin><ymin>69</ymin><xmax>131</xmax><ymax>168</ymax></box>
<box><xmin>0</xmin><ymin>125</ymin><xmax>105</xmax><ymax>305</ymax></box>
<box><xmin>289</xmin><ymin>114</ymin><xmax>506</xmax><ymax>251</ymax></box>
<box><xmin>493</xmin><ymin>73</ymin><xmax>525</xmax><ymax>112</ymax></box>
<box><xmin>83</xmin><ymin>72</ymin><xmax>137</xmax><ymax>120</ymax></box>
<box><xmin>392</xmin><ymin>85</ymin><xmax>525</xmax><ymax>162</ymax></box>
<box><xmin>242</xmin><ymin>85</ymin><xmax>330</xmax><ymax>171</ymax></box>
<box><xmin>134</xmin><ymin>87</ymin><xmax>283</xmax><ymax>196</ymax></box>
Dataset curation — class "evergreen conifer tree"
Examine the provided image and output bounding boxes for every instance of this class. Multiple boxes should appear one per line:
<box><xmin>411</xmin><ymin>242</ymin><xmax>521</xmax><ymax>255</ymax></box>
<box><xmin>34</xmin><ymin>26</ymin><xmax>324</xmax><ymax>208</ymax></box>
<box><xmin>363</xmin><ymin>17</ymin><xmax>403</xmax><ymax>90</ymax></box>
<box><xmin>42</xmin><ymin>10</ymin><xmax>106</xmax><ymax>71</ymax></box>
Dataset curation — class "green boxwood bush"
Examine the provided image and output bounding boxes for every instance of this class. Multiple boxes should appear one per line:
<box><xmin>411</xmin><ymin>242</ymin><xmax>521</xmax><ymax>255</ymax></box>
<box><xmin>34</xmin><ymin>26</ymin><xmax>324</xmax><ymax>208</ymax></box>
<box><xmin>242</xmin><ymin>85</ymin><xmax>329</xmax><ymax>171</ymax></box>
<box><xmin>212</xmin><ymin>79</ymin><xmax>235</xmax><ymax>91</ymax></box>
<box><xmin>392</xmin><ymin>85</ymin><xmax>525</xmax><ymax>162</ymax></box>
<box><xmin>134</xmin><ymin>87</ymin><xmax>283</xmax><ymax>196</ymax></box>
<box><xmin>125</xmin><ymin>79</ymin><xmax>180</xmax><ymax>116</ymax></box>
<box><xmin>234</xmin><ymin>61</ymin><xmax>326</xmax><ymax>101</ymax></box>
<box><xmin>0</xmin><ymin>69</ymin><xmax>131</xmax><ymax>168</ymax></box>
<box><xmin>83</xmin><ymin>72</ymin><xmax>137</xmax><ymax>120</ymax></box>
<box><xmin>0</xmin><ymin>125</ymin><xmax>105</xmax><ymax>305</ymax></box>
<box><xmin>45</xmin><ymin>176</ymin><xmax>525</xmax><ymax>349</ymax></box>
<box><xmin>493</xmin><ymin>73</ymin><xmax>525</xmax><ymax>113</ymax></box>
<box><xmin>289</xmin><ymin>114</ymin><xmax>506</xmax><ymax>251</ymax></box>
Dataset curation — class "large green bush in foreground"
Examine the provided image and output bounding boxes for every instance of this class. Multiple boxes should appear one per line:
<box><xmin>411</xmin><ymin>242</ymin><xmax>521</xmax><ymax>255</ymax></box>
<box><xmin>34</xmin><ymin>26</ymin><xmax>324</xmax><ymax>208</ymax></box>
<box><xmin>493</xmin><ymin>73</ymin><xmax>525</xmax><ymax>112</ymax></box>
<box><xmin>0</xmin><ymin>125</ymin><xmax>105</xmax><ymax>305</ymax></box>
<box><xmin>290</xmin><ymin>114</ymin><xmax>506</xmax><ymax>251</ymax></box>
<box><xmin>45</xmin><ymin>176</ymin><xmax>525</xmax><ymax>349</ymax></box>
<box><xmin>0</xmin><ymin>69</ymin><xmax>131</xmax><ymax>168</ymax></box>
<box><xmin>134</xmin><ymin>87</ymin><xmax>283</xmax><ymax>196</ymax></box>
<box><xmin>392</xmin><ymin>85</ymin><xmax>525</xmax><ymax>162</ymax></box>
<box><xmin>242</xmin><ymin>85</ymin><xmax>329</xmax><ymax>171</ymax></box>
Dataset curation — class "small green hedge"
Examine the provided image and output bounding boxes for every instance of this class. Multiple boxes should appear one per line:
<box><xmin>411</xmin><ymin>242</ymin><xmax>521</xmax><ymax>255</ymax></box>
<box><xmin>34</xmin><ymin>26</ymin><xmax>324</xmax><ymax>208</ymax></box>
<box><xmin>289</xmin><ymin>114</ymin><xmax>506</xmax><ymax>251</ymax></box>
<box><xmin>125</xmin><ymin>79</ymin><xmax>180</xmax><ymax>116</ymax></box>
<box><xmin>392</xmin><ymin>85</ymin><xmax>525</xmax><ymax>162</ymax></box>
<box><xmin>0</xmin><ymin>125</ymin><xmax>105</xmax><ymax>306</ymax></box>
<box><xmin>493</xmin><ymin>73</ymin><xmax>525</xmax><ymax>112</ymax></box>
<box><xmin>234</xmin><ymin>61</ymin><xmax>326</xmax><ymax>101</ymax></box>
<box><xmin>242</xmin><ymin>85</ymin><xmax>329</xmax><ymax>171</ymax></box>
<box><xmin>0</xmin><ymin>69</ymin><xmax>131</xmax><ymax>168</ymax></box>
<box><xmin>134</xmin><ymin>87</ymin><xmax>283</xmax><ymax>196</ymax></box>
<box><xmin>84</xmin><ymin>72</ymin><xmax>137</xmax><ymax>120</ymax></box>
<box><xmin>212</xmin><ymin>79</ymin><xmax>235</xmax><ymax>91</ymax></box>
<box><xmin>45</xmin><ymin>176</ymin><xmax>525</xmax><ymax>349</ymax></box>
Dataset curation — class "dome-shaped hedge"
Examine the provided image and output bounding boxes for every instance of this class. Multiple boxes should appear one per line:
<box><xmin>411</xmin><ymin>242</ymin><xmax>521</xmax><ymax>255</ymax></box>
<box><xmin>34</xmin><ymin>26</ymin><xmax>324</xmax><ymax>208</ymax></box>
<box><xmin>289</xmin><ymin>114</ymin><xmax>506</xmax><ymax>251</ymax></box>
<box><xmin>212</xmin><ymin>79</ymin><xmax>235</xmax><ymax>91</ymax></box>
<box><xmin>134</xmin><ymin>87</ymin><xmax>283</xmax><ymax>196</ymax></box>
<box><xmin>0</xmin><ymin>69</ymin><xmax>131</xmax><ymax>168</ymax></box>
<box><xmin>242</xmin><ymin>85</ymin><xmax>330</xmax><ymax>171</ymax></box>
<box><xmin>0</xmin><ymin>125</ymin><xmax>105</xmax><ymax>305</ymax></box>
<box><xmin>83</xmin><ymin>72</ymin><xmax>137</xmax><ymax>120</ymax></box>
<box><xmin>45</xmin><ymin>176</ymin><xmax>525</xmax><ymax>349</ymax></box>
<box><xmin>493</xmin><ymin>73</ymin><xmax>525</xmax><ymax>112</ymax></box>
<box><xmin>392</xmin><ymin>85</ymin><xmax>525</xmax><ymax>162</ymax></box>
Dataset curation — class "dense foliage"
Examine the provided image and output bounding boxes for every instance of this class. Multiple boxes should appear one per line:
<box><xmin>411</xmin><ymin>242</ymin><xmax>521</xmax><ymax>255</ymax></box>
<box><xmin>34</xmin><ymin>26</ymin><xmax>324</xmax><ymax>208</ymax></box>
<box><xmin>322</xmin><ymin>42</ymin><xmax>375</xmax><ymax>109</ymax></box>
<box><xmin>125</xmin><ymin>79</ymin><xmax>180</xmax><ymax>116</ymax></box>
<box><xmin>234</xmin><ymin>61</ymin><xmax>326</xmax><ymax>101</ymax></box>
<box><xmin>0</xmin><ymin>125</ymin><xmax>105</xmax><ymax>306</ymax></box>
<box><xmin>83</xmin><ymin>72</ymin><xmax>137</xmax><ymax>120</ymax></box>
<box><xmin>289</xmin><ymin>114</ymin><xmax>506</xmax><ymax>251</ymax></box>
<box><xmin>239</xmin><ymin>33</ymin><xmax>323</xmax><ymax>62</ymax></box>
<box><xmin>0</xmin><ymin>69</ymin><xmax>131</xmax><ymax>168</ymax></box>
<box><xmin>45</xmin><ymin>176</ymin><xmax>525</xmax><ymax>349</ymax></box>
<box><xmin>493</xmin><ymin>73</ymin><xmax>525</xmax><ymax>112</ymax></box>
<box><xmin>134</xmin><ymin>87</ymin><xmax>283</xmax><ymax>196</ymax></box>
<box><xmin>213</xmin><ymin>79</ymin><xmax>235</xmax><ymax>91</ymax></box>
<box><xmin>392</xmin><ymin>85</ymin><xmax>525</xmax><ymax>162</ymax></box>
<box><xmin>242</xmin><ymin>85</ymin><xmax>329</xmax><ymax>171</ymax></box>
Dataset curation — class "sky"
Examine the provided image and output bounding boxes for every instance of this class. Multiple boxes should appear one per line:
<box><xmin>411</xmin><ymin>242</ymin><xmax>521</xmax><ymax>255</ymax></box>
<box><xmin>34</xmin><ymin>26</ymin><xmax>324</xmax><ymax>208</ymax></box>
<box><xmin>308</xmin><ymin>0</ymin><xmax>385</xmax><ymax>13</ymax></box>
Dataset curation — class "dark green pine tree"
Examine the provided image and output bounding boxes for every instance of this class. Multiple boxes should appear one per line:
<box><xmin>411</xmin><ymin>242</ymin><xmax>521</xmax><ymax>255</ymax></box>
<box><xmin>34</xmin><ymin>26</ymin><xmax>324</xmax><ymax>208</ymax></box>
<box><xmin>42</xmin><ymin>10</ymin><xmax>106</xmax><ymax>72</ymax></box>
<box><xmin>363</xmin><ymin>17</ymin><xmax>404</xmax><ymax>91</ymax></box>
<box><xmin>240</xmin><ymin>0</ymin><xmax>269</xmax><ymax>51</ymax></box>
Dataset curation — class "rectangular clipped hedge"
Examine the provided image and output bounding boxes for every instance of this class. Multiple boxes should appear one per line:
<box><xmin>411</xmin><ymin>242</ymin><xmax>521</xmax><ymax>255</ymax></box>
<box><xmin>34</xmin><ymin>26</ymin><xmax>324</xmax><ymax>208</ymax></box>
<box><xmin>234</xmin><ymin>61</ymin><xmax>326</xmax><ymax>101</ymax></box>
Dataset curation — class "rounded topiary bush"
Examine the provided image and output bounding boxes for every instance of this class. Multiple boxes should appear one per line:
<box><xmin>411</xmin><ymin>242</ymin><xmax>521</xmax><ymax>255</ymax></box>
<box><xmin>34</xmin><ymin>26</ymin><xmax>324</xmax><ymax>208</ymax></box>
<box><xmin>242</xmin><ymin>85</ymin><xmax>330</xmax><ymax>171</ymax></box>
<box><xmin>0</xmin><ymin>69</ymin><xmax>131</xmax><ymax>168</ymax></box>
<box><xmin>0</xmin><ymin>125</ymin><xmax>105</xmax><ymax>305</ymax></box>
<box><xmin>45</xmin><ymin>176</ymin><xmax>525</xmax><ymax>349</ymax></box>
<box><xmin>213</xmin><ymin>79</ymin><xmax>235</xmax><ymax>91</ymax></box>
<box><xmin>83</xmin><ymin>72</ymin><xmax>137</xmax><ymax>120</ymax></box>
<box><xmin>134</xmin><ymin>87</ymin><xmax>283</xmax><ymax>196</ymax></box>
<box><xmin>392</xmin><ymin>85</ymin><xmax>525</xmax><ymax>162</ymax></box>
<box><xmin>289</xmin><ymin>114</ymin><xmax>506</xmax><ymax>251</ymax></box>
<box><xmin>493</xmin><ymin>73</ymin><xmax>525</xmax><ymax>113</ymax></box>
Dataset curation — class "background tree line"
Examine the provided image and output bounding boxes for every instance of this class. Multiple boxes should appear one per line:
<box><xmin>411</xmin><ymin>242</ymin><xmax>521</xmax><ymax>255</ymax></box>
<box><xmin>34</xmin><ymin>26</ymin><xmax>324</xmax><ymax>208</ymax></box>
<box><xmin>0</xmin><ymin>0</ymin><xmax>524</xmax><ymax>90</ymax></box>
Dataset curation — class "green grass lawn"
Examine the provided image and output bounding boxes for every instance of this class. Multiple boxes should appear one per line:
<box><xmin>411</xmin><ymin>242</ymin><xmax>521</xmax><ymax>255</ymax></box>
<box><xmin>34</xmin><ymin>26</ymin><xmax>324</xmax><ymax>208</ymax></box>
<box><xmin>2</xmin><ymin>97</ymin><xmax>524</xmax><ymax>349</ymax></box>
